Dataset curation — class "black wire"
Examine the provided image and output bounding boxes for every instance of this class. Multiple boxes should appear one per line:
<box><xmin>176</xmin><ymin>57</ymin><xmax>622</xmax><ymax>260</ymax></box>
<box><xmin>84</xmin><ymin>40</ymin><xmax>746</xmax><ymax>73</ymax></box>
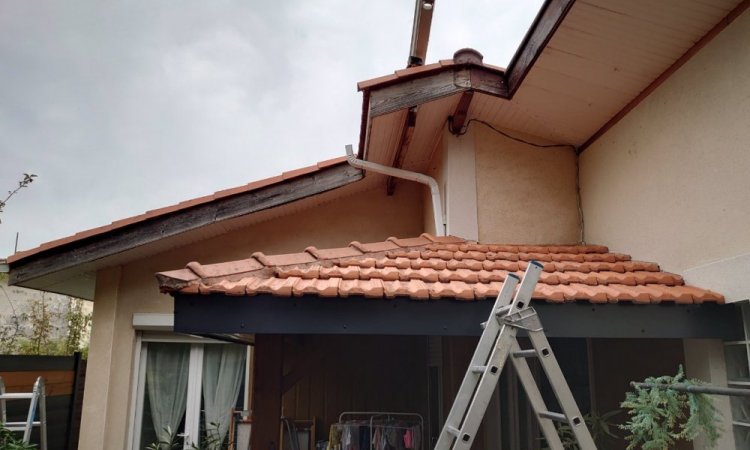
<box><xmin>449</xmin><ymin>117</ymin><xmax>576</xmax><ymax>150</ymax></box>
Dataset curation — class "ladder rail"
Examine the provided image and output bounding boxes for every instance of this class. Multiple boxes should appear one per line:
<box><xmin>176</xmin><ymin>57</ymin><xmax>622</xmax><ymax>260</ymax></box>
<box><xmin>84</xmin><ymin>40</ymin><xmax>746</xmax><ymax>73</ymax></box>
<box><xmin>436</xmin><ymin>262</ymin><xmax>544</xmax><ymax>450</ymax></box>
<box><xmin>509</xmin><ymin>341</ymin><xmax>565</xmax><ymax>450</ymax></box>
<box><xmin>434</xmin><ymin>260</ymin><xmax>597</xmax><ymax>450</ymax></box>
<box><xmin>0</xmin><ymin>376</ymin><xmax>48</xmax><ymax>450</ymax></box>
<box><xmin>525</xmin><ymin>316</ymin><xmax>596</xmax><ymax>450</ymax></box>
<box><xmin>434</xmin><ymin>274</ymin><xmax>519</xmax><ymax>450</ymax></box>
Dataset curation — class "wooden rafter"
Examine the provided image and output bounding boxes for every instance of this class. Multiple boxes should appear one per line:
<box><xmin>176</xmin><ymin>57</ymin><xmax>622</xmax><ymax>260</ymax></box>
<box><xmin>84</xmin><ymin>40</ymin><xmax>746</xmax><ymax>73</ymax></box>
<box><xmin>386</xmin><ymin>107</ymin><xmax>418</xmax><ymax>195</ymax></box>
<box><xmin>448</xmin><ymin>91</ymin><xmax>474</xmax><ymax>135</ymax></box>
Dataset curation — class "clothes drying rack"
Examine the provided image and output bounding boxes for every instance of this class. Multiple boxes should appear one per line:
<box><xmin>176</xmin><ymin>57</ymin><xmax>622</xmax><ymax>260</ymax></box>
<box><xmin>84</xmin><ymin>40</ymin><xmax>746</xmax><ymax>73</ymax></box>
<box><xmin>332</xmin><ymin>411</ymin><xmax>424</xmax><ymax>450</ymax></box>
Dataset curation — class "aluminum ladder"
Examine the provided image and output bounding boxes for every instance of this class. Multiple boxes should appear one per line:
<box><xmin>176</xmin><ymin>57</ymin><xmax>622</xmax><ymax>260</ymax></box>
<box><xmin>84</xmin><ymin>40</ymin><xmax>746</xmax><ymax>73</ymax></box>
<box><xmin>435</xmin><ymin>261</ymin><xmax>596</xmax><ymax>450</ymax></box>
<box><xmin>0</xmin><ymin>375</ymin><xmax>48</xmax><ymax>450</ymax></box>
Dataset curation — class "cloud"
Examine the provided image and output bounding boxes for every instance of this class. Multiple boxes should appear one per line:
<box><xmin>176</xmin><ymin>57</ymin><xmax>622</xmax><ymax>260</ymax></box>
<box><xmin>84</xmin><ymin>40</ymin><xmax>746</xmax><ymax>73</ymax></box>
<box><xmin>0</xmin><ymin>0</ymin><xmax>542</xmax><ymax>257</ymax></box>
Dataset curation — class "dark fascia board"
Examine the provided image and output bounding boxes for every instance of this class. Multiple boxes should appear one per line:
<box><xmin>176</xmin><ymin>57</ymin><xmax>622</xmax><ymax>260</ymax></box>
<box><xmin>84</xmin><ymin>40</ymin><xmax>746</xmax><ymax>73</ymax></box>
<box><xmin>174</xmin><ymin>294</ymin><xmax>742</xmax><ymax>340</ymax></box>
<box><xmin>505</xmin><ymin>0</ymin><xmax>576</xmax><ymax>97</ymax></box>
<box><xmin>368</xmin><ymin>65</ymin><xmax>508</xmax><ymax>118</ymax></box>
<box><xmin>10</xmin><ymin>163</ymin><xmax>363</xmax><ymax>285</ymax></box>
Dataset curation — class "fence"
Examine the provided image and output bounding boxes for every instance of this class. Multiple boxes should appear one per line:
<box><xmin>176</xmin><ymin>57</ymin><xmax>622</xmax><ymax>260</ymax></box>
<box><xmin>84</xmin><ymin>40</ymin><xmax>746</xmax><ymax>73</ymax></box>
<box><xmin>0</xmin><ymin>353</ymin><xmax>86</xmax><ymax>450</ymax></box>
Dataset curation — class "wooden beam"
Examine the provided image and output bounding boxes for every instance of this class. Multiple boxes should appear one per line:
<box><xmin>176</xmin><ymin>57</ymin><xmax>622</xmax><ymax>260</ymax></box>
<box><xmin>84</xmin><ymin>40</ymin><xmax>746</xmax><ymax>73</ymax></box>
<box><xmin>408</xmin><ymin>0</ymin><xmax>435</xmax><ymax>66</ymax></box>
<box><xmin>505</xmin><ymin>0</ymin><xmax>576</xmax><ymax>97</ymax></box>
<box><xmin>448</xmin><ymin>91</ymin><xmax>474</xmax><ymax>134</ymax></box>
<box><xmin>386</xmin><ymin>107</ymin><xmax>418</xmax><ymax>195</ymax></box>
<box><xmin>578</xmin><ymin>0</ymin><xmax>750</xmax><ymax>153</ymax></box>
<box><xmin>9</xmin><ymin>164</ymin><xmax>363</xmax><ymax>285</ymax></box>
<box><xmin>251</xmin><ymin>334</ymin><xmax>283</xmax><ymax>450</ymax></box>
<box><xmin>369</xmin><ymin>66</ymin><xmax>507</xmax><ymax>117</ymax></box>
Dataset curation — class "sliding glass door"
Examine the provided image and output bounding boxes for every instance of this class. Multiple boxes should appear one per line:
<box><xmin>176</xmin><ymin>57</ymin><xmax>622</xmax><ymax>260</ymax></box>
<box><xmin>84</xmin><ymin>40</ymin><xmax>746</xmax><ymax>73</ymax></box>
<box><xmin>132</xmin><ymin>335</ymin><xmax>247</xmax><ymax>450</ymax></box>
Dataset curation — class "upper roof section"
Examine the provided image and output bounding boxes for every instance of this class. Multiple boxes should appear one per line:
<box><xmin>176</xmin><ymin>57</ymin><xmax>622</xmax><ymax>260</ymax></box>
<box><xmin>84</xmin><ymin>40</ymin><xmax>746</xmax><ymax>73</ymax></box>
<box><xmin>157</xmin><ymin>233</ymin><xmax>723</xmax><ymax>304</ymax></box>
<box><xmin>357</xmin><ymin>0</ymin><xmax>748</xmax><ymax>172</ymax></box>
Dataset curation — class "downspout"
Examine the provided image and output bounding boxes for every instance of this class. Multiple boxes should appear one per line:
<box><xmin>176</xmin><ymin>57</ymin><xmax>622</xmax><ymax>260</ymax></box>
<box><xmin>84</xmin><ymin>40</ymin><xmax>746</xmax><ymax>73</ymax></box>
<box><xmin>345</xmin><ymin>144</ymin><xmax>446</xmax><ymax>236</ymax></box>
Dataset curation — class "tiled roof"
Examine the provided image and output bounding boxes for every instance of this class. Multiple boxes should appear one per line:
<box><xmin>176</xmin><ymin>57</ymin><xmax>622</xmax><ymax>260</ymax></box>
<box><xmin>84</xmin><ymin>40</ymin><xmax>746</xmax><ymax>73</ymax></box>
<box><xmin>156</xmin><ymin>234</ymin><xmax>724</xmax><ymax>304</ymax></box>
<box><xmin>7</xmin><ymin>157</ymin><xmax>348</xmax><ymax>264</ymax></box>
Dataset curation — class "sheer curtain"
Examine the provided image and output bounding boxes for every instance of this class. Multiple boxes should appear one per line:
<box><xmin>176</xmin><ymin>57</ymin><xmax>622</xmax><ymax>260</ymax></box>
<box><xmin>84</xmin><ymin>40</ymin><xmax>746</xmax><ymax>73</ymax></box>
<box><xmin>146</xmin><ymin>342</ymin><xmax>190</xmax><ymax>448</ymax></box>
<box><xmin>202</xmin><ymin>345</ymin><xmax>246</xmax><ymax>449</ymax></box>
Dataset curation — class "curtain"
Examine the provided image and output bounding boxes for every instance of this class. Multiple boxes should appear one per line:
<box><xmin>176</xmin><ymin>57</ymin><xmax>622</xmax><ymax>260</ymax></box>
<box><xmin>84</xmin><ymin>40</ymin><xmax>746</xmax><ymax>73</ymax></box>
<box><xmin>202</xmin><ymin>345</ymin><xmax>246</xmax><ymax>450</ymax></box>
<box><xmin>146</xmin><ymin>342</ymin><xmax>190</xmax><ymax>449</ymax></box>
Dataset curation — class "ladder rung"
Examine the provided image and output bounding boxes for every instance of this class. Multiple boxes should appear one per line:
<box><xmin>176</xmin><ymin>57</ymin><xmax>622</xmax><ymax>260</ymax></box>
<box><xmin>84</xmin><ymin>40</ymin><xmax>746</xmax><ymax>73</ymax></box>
<box><xmin>512</xmin><ymin>349</ymin><xmax>538</xmax><ymax>358</ymax></box>
<box><xmin>445</xmin><ymin>425</ymin><xmax>461</xmax><ymax>436</ymax></box>
<box><xmin>5</xmin><ymin>422</ymin><xmax>42</xmax><ymax>429</ymax></box>
<box><xmin>539</xmin><ymin>411</ymin><xmax>568</xmax><ymax>422</ymax></box>
<box><xmin>0</xmin><ymin>393</ymin><xmax>35</xmax><ymax>400</ymax></box>
<box><xmin>495</xmin><ymin>305</ymin><xmax>512</xmax><ymax>317</ymax></box>
<box><xmin>470</xmin><ymin>365</ymin><xmax>486</xmax><ymax>374</ymax></box>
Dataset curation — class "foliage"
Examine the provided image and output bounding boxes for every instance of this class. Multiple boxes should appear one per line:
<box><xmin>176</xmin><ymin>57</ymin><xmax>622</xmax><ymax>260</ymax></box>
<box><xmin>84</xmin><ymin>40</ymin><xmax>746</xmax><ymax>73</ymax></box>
<box><xmin>542</xmin><ymin>410</ymin><xmax>620</xmax><ymax>450</ymax></box>
<box><xmin>146</xmin><ymin>423</ymin><xmax>226</xmax><ymax>450</ymax></box>
<box><xmin>0</xmin><ymin>173</ymin><xmax>36</xmax><ymax>224</ymax></box>
<box><xmin>620</xmin><ymin>366</ymin><xmax>721</xmax><ymax>450</ymax></box>
<box><xmin>0</xmin><ymin>289</ymin><xmax>91</xmax><ymax>357</ymax></box>
<box><xmin>0</xmin><ymin>425</ymin><xmax>37</xmax><ymax>449</ymax></box>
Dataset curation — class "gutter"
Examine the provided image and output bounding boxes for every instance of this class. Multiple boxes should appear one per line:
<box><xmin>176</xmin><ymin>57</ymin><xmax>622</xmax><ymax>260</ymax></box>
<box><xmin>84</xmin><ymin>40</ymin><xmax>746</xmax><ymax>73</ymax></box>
<box><xmin>345</xmin><ymin>144</ymin><xmax>445</xmax><ymax>236</ymax></box>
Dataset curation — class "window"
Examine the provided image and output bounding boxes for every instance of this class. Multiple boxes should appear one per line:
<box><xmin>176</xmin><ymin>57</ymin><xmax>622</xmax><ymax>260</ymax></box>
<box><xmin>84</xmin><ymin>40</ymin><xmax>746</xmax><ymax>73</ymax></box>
<box><xmin>130</xmin><ymin>333</ymin><xmax>248</xmax><ymax>450</ymax></box>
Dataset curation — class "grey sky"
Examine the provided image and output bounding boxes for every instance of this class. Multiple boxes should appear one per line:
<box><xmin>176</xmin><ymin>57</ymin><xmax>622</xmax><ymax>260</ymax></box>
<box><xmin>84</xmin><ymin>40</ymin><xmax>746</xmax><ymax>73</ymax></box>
<box><xmin>0</xmin><ymin>0</ymin><xmax>542</xmax><ymax>257</ymax></box>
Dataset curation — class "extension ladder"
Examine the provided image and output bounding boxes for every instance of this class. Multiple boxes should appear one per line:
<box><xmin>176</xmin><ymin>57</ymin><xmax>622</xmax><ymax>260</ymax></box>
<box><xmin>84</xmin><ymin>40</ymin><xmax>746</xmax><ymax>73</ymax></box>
<box><xmin>435</xmin><ymin>261</ymin><xmax>596</xmax><ymax>450</ymax></box>
<box><xmin>0</xmin><ymin>375</ymin><xmax>48</xmax><ymax>450</ymax></box>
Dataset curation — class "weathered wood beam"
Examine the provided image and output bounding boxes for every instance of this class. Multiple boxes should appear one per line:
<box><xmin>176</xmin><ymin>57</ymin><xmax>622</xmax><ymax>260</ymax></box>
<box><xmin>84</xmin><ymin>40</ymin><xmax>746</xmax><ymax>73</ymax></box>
<box><xmin>369</xmin><ymin>66</ymin><xmax>507</xmax><ymax>118</ymax></box>
<box><xmin>386</xmin><ymin>107</ymin><xmax>418</xmax><ymax>195</ymax></box>
<box><xmin>251</xmin><ymin>334</ymin><xmax>283</xmax><ymax>450</ymax></box>
<box><xmin>9</xmin><ymin>163</ymin><xmax>363</xmax><ymax>284</ymax></box>
<box><xmin>448</xmin><ymin>91</ymin><xmax>474</xmax><ymax>134</ymax></box>
<box><xmin>408</xmin><ymin>0</ymin><xmax>435</xmax><ymax>66</ymax></box>
<box><xmin>506</xmin><ymin>0</ymin><xmax>576</xmax><ymax>97</ymax></box>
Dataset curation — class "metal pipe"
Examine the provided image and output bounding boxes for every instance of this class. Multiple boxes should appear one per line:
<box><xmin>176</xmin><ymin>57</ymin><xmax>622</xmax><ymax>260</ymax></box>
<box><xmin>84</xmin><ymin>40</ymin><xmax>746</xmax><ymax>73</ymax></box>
<box><xmin>345</xmin><ymin>144</ymin><xmax>446</xmax><ymax>236</ymax></box>
<box><xmin>631</xmin><ymin>382</ymin><xmax>750</xmax><ymax>397</ymax></box>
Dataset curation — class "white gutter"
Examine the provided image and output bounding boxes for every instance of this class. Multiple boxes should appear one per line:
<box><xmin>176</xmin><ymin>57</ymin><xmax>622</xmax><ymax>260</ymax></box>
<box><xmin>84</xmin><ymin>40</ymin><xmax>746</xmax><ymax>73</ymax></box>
<box><xmin>345</xmin><ymin>144</ymin><xmax>445</xmax><ymax>236</ymax></box>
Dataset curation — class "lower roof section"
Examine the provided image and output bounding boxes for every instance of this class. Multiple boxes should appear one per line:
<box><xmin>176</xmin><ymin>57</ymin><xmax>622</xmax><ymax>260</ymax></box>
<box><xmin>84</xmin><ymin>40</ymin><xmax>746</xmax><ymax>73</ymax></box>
<box><xmin>173</xmin><ymin>294</ymin><xmax>742</xmax><ymax>340</ymax></box>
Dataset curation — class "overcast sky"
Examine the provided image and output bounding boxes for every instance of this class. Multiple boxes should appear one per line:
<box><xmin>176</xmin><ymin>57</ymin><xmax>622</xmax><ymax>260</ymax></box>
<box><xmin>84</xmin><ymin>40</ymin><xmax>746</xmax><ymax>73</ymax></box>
<box><xmin>0</xmin><ymin>0</ymin><xmax>543</xmax><ymax>257</ymax></box>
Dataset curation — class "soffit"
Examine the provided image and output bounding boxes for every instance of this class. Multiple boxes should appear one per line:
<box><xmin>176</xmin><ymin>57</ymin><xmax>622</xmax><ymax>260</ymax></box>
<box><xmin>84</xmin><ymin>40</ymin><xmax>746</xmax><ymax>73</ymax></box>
<box><xmin>361</xmin><ymin>0</ymin><xmax>745</xmax><ymax>166</ymax></box>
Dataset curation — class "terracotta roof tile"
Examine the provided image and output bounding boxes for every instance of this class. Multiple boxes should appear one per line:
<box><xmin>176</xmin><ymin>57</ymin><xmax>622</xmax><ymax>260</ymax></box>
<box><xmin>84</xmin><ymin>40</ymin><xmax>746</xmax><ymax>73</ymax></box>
<box><xmin>157</xmin><ymin>234</ymin><xmax>725</xmax><ymax>305</ymax></box>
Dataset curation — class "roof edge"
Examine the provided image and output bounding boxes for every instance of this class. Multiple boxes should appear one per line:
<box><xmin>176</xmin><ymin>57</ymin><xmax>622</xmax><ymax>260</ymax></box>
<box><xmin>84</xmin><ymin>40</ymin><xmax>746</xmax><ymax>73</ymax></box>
<box><xmin>9</xmin><ymin>158</ymin><xmax>362</xmax><ymax>285</ymax></box>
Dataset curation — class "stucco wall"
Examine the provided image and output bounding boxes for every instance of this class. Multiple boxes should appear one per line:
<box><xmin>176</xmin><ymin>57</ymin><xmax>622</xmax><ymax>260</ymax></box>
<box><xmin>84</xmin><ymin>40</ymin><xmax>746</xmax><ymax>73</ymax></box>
<box><xmin>474</xmin><ymin>124</ymin><xmax>579</xmax><ymax>244</ymax></box>
<box><xmin>78</xmin><ymin>183</ymin><xmax>424</xmax><ymax>449</ymax></box>
<box><xmin>580</xmin><ymin>11</ymin><xmax>750</xmax><ymax>283</ymax></box>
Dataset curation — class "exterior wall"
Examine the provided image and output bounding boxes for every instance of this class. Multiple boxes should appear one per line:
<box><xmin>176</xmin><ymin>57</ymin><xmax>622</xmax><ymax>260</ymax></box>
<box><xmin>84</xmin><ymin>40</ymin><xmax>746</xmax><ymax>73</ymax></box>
<box><xmin>423</xmin><ymin>127</ymin><xmax>479</xmax><ymax>240</ymax></box>
<box><xmin>423</xmin><ymin>124</ymin><xmax>579</xmax><ymax>244</ymax></box>
<box><xmin>77</xmin><ymin>184</ymin><xmax>424</xmax><ymax>449</ymax></box>
<box><xmin>474</xmin><ymin>124</ymin><xmax>579</xmax><ymax>244</ymax></box>
<box><xmin>579</xmin><ymin>11</ymin><xmax>750</xmax><ymax>300</ymax></box>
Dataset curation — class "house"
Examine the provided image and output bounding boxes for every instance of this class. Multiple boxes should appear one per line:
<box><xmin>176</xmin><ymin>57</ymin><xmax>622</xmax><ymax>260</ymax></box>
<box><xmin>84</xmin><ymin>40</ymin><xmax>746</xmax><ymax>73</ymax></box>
<box><xmin>6</xmin><ymin>0</ymin><xmax>750</xmax><ymax>449</ymax></box>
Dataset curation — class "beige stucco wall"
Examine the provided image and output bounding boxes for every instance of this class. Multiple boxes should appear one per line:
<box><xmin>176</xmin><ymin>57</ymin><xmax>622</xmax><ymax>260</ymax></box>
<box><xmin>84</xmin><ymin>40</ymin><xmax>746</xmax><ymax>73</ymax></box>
<box><xmin>78</xmin><ymin>183</ymin><xmax>424</xmax><ymax>449</ymax></box>
<box><xmin>474</xmin><ymin>124</ymin><xmax>579</xmax><ymax>244</ymax></box>
<box><xmin>580</xmin><ymin>11</ymin><xmax>750</xmax><ymax>290</ymax></box>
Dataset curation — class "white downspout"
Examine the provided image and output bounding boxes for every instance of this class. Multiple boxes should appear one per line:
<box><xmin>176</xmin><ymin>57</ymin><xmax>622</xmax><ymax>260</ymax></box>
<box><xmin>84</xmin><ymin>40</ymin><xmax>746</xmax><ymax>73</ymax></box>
<box><xmin>345</xmin><ymin>144</ymin><xmax>446</xmax><ymax>236</ymax></box>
